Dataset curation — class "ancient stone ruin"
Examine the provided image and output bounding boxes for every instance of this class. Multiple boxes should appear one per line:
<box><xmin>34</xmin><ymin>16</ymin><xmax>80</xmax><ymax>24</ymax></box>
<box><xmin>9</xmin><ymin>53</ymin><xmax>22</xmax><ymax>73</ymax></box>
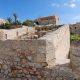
<box><xmin>0</xmin><ymin>25</ymin><xmax>78</xmax><ymax>80</ymax></box>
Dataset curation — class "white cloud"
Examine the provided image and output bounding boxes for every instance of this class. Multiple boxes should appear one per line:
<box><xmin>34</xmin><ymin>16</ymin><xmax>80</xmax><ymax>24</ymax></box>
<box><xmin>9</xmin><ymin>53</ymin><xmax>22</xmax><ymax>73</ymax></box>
<box><xmin>69</xmin><ymin>3</ymin><xmax>76</xmax><ymax>8</ymax></box>
<box><xmin>73</xmin><ymin>16</ymin><xmax>80</xmax><ymax>20</ymax></box>
<box><xmin>52</xmin><ymin>3</ymin><xmax>76</xmax><ymax>8</ymax></box>
<box><xmin>51</xmin><ymin>3</ymin><xmax>60</xmax><ymax>7</ymax></box>
<box><xmin>69</xmin><ymin>0</ymin><xmax>77</xmax><ymax>8</ymax></box>
<box><xmin>51</xmin><ymin>0</ymin><xmax>79</xmax><ymax>8</ymax></box>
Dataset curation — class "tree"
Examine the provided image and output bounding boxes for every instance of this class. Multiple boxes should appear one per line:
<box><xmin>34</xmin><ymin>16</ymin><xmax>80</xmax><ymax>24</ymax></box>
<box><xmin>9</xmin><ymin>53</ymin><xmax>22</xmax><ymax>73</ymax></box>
<box><xmin>13</xmin><ymin>13</ymin><xmax>18</xmax><ymax>24</ymax></box>
<box><xmin>23</xmin><ymin>20</ymin><xmax>34</xmax><ymax>26</ymax></box>
<box><xmin>12</xmin><ymin>13</ymin><xmax>21</xmax><ymax>25</ymax></box>
<box><xmin>7</xmin><ymin>17</ymin><xmax>12</xmax><ymax>24</ymax></box>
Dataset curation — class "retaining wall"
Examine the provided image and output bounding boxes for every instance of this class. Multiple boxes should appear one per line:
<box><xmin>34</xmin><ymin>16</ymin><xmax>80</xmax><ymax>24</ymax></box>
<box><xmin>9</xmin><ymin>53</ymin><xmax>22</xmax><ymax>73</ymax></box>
<box><xmin>0</xmin><ymin>26</ymin><xmax>35</xmax><ymax>40</ymax></box>
<box><xmin>0</xmin><ymin>25</ymin><xmax>71</xmax><ymax>80</ymax></box>
<box><xmin>70</xmin><ymin>41</ymin><xmax>80</xmax><ymax>76</ymax></box>
<box><xmin>40</xmin><ymin>25</ymin><xmax>70</xmax><ymax>65</ymax></box>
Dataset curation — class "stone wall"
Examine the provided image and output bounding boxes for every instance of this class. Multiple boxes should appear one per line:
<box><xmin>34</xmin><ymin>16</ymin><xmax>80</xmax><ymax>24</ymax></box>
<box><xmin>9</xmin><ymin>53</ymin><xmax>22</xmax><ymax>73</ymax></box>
<box><xmin>70</xmin><ymin>41</ymin><xmax>80</xmax><ymax>76</ymax></box>
<box><xmin>39</xmin><ymin>25</ymin><xmax>70</xmax><ymax>66</ymax></box>
<box><xmin>0</xmin><ymin>26</ymin><xmax>35</xmax><ymax>40</ymax></box>
<box><xmin>0</xmin><ymin>25</ymin><xmax>71</xmax><ymax>80</ymax></box>
<box><xmin>0</xmin><ymin>40</ymin><xmax>55</xmax><ymax>80</ymax></box>
<box><xmin>70</xmin><ymin>24</ymin><xmax>80</xmax><ymax>34</ymax></box>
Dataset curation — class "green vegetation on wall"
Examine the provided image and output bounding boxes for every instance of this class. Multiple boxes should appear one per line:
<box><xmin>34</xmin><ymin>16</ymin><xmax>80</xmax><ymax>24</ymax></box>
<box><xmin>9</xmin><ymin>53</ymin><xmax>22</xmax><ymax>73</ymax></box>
<box><xmin>35</xmin><ymin>25</ymin><xmax>63</xmax><ymax>31</ymax></box>
<box><xmin>70</xmin><ymin>33</ymin><xmax>80</xmax><ymax>41</ymax></box>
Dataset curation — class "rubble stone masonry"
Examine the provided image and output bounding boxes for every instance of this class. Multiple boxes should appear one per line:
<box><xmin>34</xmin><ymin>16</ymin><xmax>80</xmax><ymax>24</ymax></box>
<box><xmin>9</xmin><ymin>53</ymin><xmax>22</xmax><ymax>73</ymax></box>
<box><xmin>0</xmin><ymin>26</ymin><xmax>35</xmax><ymax>40</ymax></box>
<box><xmin>0</xmin><ymin>25</ymin><xmax>73</xmax><ymax>80</ymax></box>
<box><xmin>70</xmin><ymin>41</ymin><xmax>80</xmax><ymax>77</ymax></box>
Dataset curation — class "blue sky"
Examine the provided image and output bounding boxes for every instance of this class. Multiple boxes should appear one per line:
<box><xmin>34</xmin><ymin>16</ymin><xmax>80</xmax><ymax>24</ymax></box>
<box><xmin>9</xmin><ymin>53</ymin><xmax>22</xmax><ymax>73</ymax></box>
<box><xmin>0</xmin><ymin>0</ymin><xmax>80</xmax><ymax>24</ymax></box>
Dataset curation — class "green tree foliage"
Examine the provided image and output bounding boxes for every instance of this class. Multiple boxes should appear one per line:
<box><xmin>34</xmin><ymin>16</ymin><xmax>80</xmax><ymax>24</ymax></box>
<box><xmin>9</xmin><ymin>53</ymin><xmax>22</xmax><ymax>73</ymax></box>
<box><xmin>23</xmin><ymin>20</ymin><xmax>34</xmax><ymax>26</ymax></box>
<box><xmin>12</xmin><ymin>13</ymin><xmax>21</xmax><ymax>25</ymax></box>
<box><xmin>0</xmin><ymin>23</ymin><xmax>12</xmax><ymax>29</ymax></box>
<box><xmin>0</xmin><ymin>13</ymin><xmax>22</xmax><ymax>29</ymax></box>
<box><xmin>7</xmin><ymin>17</ymin><xmax>13</xmax><ymax>24</ymax></box>
<box><xmin>35</xmin><ymin>25</ymin><xmax>62</xmax><ymax>31</ymax></box>
<box><xmin>13</xmin><ymin>13</ymin><xmax>18</xmax><ymax>24</ymax></box>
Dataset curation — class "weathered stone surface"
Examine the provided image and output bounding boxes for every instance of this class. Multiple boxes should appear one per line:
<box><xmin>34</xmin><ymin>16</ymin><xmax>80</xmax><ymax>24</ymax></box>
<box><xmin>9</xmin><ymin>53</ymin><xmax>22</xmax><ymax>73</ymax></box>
<box><xmin>70</xmin><ymin>41</ymin><xmax>80</xmax><ymax>76</ymax></box>
<box><xmin>0</xmin><ymin>25</ymin><xmax>72</xmax><ymax>80</ymax></box>
<box><xmin>39</xmin><ymin>25</ymin><xmax>70</xmax><ymax>66</ymax></box>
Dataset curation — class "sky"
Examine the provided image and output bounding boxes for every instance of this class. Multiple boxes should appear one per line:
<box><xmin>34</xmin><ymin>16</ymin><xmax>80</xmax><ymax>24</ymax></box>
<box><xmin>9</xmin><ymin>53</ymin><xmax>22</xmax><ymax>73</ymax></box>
<box><xmin>0</xmin><ymin>0</ymin><xmax>80</xmax><ymax>24</ymax></box>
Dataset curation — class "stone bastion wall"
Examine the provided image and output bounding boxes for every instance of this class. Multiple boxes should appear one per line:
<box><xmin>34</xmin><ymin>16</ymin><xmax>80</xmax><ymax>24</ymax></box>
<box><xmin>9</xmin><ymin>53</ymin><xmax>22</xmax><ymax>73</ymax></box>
<box><xmin>0</xmin><ymin>26</ymin><xmax>35</xmax><ymax>40</ymax></box>
<box><xmin>70</xmin><ymin>41</ymin><xmax>80</xmax><ymax>76</ymax></box>
<box><xmin>0</xmin><ymin>25</ymin><xmax>71</xmax><ymax>80</ymax></box>
<box><xmin>39</xmin><ymin>25</ymin><xmax>70</xmax><ymax>65</ymax></box>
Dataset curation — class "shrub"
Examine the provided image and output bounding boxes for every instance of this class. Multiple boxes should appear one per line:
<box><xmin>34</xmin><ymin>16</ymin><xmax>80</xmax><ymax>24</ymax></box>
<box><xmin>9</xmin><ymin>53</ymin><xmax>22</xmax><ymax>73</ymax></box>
<box><xmin>70</xmin><ymin>34</ymin><xmax>80</xmax><ymax>41</ymax></box>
